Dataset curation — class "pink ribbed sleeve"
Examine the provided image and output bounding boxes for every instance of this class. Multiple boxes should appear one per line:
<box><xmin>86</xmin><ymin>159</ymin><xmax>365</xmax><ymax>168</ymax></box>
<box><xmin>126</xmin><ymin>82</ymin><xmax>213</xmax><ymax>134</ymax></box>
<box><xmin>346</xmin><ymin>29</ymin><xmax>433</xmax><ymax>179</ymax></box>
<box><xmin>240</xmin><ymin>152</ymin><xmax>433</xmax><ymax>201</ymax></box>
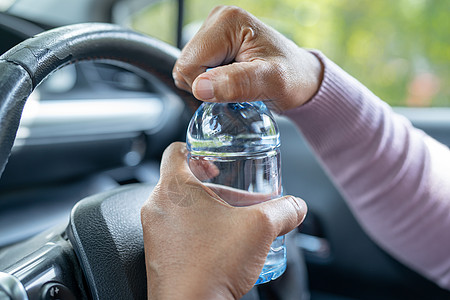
<box><xmin>284</xmin><ymin>51</ymin><xmax>450</xmax><ymax>289</ymax></box>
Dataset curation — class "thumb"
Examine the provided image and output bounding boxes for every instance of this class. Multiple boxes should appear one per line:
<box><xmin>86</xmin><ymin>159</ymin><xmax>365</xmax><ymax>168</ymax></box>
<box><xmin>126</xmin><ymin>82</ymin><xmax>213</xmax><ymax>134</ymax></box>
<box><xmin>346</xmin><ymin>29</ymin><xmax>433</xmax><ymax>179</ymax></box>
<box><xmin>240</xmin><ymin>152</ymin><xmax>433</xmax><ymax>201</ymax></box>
<box><xmin>252</xmin><ymin>196</ymin><xmax>307</xmax><ymax>237</ymax></box>
<box><xmin>192</xmin><ymin>61</ymin><xmax>272</xmax><ymax>102</ymax></box>
<box><xmin>158</xmin><ymin>142</ymin><xmax>192</xmax><ymax>180</ymax></box>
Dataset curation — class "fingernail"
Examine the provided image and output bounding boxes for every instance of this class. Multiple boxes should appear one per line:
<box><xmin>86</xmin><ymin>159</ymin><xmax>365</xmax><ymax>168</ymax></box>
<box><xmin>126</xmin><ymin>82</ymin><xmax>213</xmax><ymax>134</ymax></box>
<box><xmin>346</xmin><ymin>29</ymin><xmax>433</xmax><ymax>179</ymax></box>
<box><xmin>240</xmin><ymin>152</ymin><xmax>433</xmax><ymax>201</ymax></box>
<box><xmin>195</xmin><ymin>78</ymin><xmax>214</xmax><ymax>100</ymax></box>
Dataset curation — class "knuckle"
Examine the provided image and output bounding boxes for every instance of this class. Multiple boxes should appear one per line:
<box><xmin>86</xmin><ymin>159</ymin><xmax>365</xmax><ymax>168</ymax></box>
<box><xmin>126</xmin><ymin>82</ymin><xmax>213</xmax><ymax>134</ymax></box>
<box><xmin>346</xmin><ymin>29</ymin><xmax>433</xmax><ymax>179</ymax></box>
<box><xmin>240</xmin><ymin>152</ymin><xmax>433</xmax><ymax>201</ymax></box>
<box><xmin>212</xmin><ymin>6</ymin><xmax>254</xmax><ymax>30</ymax></box>
<box><xmin>176</xmin><ymin>47</ymin><xmax>201</xmax><ymax>73</ymax></box>
<box><xmin>172</xmin><ymin>68</ymin><xmax>182</xmax><ymax>83</ymax></box>
<box><xmin>140</xmin><ymin>202</ymin><xmax>148</xmax><ymax>221</ymax></box>
<box><xmin>175</xmin><ymin>60</ymin><xmax>192</xmax><ymax>78</ymax></box>
<box><xmin>219</xmin><ymin>5</ymin><xmax>247</xmax><ymax>20</ymax></box>
<box><xmin>141</xmin><ymin>186</ymin><xmax>167</xmax><ymax>223</ymax></box>
<box><xmin>175</xmin><ymin>50</ymin><xmax>205</xmax><ymax>87</ymax></box>
<box><xmin>212</xmin><ymin>6</ymin><xmax>257</xmax><ymax>40</ymax></box>
<box><xmin>140</xmin><ymin>197</ymin><xmax>154</xmax><ymax>226</ymax></box>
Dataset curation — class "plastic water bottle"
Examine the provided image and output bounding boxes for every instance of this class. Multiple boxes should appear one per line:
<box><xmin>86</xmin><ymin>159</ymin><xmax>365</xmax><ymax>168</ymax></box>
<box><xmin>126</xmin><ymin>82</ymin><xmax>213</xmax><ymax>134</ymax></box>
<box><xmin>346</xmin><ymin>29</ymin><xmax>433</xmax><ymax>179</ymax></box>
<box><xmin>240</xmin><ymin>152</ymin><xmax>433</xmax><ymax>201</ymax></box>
<box><xmin>186</xmin><ymin>101</ymin><xmax>286</xmax><ymax>285</ymax></box>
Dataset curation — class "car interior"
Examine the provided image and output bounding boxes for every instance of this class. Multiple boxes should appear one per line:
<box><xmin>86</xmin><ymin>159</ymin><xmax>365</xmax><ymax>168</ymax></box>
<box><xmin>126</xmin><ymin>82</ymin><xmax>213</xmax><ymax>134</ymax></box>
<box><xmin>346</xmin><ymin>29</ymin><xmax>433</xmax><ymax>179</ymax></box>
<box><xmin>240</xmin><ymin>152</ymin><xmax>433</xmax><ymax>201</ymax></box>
<box><xmin>0</xmin><ymin>0</ymin><xmax>449</xmax><ymax>299</ymax></box>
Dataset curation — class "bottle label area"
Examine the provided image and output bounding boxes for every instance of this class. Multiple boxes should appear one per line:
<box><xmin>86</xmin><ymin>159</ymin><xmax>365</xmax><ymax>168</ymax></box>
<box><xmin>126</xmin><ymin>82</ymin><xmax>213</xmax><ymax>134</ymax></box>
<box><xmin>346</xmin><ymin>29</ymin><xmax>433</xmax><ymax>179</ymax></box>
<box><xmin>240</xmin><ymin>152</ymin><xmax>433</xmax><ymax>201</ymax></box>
<box><xmin>188</xmin><ymin>150</ymin><xmax>282</xmax><ymax>207</ymax></box>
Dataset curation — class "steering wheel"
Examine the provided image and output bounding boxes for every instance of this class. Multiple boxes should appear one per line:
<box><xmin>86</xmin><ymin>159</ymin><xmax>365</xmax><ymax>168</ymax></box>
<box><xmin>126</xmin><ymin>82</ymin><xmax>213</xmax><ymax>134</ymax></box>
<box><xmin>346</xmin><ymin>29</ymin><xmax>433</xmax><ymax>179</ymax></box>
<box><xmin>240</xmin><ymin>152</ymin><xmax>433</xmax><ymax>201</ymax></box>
<box><xmin>0</xmin><ymin>23</ymin><xmax>307</xmax><ymax>300</ymax></box>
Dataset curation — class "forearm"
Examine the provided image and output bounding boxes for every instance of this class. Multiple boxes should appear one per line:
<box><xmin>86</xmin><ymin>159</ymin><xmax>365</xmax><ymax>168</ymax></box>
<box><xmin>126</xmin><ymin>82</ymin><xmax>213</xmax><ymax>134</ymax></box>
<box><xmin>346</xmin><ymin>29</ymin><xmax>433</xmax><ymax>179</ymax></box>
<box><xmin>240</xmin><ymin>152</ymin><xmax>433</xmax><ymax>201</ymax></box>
<box><xmin>285</xmin><ymin>51</ymin><xmax>450</xmax><ymax>289</ymax></box>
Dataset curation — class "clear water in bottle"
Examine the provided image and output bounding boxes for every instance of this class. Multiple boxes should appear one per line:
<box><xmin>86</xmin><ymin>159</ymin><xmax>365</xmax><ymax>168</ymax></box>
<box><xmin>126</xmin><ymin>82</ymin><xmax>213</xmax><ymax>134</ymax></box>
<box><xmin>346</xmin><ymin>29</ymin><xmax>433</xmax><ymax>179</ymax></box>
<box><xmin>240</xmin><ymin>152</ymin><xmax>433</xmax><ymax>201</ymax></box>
<box><xmin>186</xmin><ymin>101</ymin><xmax>286</xmax><ymax>284</ymax></box>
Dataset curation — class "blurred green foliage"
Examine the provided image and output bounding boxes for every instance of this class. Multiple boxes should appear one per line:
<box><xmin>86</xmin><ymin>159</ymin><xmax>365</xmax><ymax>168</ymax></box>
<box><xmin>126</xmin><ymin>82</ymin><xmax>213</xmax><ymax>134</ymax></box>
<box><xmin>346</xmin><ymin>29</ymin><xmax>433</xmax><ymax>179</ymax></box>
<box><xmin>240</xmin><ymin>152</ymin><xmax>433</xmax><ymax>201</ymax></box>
<box><xmin>132</xmin><ymin>0</ymin><xmax>449</xmax><ymax>107</ymax></box>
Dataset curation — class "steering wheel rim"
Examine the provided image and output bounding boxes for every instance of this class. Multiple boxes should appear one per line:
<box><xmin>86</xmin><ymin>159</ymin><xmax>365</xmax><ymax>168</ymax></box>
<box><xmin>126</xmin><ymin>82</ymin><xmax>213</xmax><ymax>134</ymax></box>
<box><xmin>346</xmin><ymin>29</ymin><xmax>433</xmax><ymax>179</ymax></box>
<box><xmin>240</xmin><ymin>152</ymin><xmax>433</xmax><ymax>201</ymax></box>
<box><xmin>0</xmin><ymin>22</ymin><xmax>200</xmax><ymax>178</ymax></box>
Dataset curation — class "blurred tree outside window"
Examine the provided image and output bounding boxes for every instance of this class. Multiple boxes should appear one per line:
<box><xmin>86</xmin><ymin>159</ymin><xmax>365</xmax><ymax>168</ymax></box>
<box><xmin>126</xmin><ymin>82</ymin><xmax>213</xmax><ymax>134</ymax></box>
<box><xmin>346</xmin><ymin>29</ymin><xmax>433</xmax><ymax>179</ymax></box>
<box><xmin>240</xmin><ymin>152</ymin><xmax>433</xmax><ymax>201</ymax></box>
<box><xmin>131</xmin><ymin>0</ymin><xmax>449</xmax><ymax>107</ymax></box>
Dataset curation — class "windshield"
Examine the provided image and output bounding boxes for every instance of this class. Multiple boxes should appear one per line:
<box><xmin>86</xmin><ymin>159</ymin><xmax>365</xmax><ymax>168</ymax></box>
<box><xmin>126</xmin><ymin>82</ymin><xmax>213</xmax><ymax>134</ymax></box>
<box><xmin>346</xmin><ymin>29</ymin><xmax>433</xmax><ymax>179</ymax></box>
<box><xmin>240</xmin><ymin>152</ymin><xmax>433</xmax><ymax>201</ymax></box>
<box><xmin>129</xmin><ymin>0</ymin><xmax>449</xmax><ymax>108</ymax></box>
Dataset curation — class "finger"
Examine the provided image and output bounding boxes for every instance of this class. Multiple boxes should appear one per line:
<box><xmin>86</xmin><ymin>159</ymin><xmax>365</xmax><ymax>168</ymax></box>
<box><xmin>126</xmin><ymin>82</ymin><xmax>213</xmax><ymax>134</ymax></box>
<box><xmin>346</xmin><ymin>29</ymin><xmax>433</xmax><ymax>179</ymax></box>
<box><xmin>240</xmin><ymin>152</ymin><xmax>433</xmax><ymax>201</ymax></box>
<box><xmin>173</xmin><ymin>6</ymin><xmax>252</xmax><ymax>91</ymax></box>
<box><xmin>159</xmin><ymin>142</ymin><xmax>193</xmax><ymax>179</ymax></box>
<box><xmin>173</xmin><ymin>70</ymin><xmax>192</xmax><ymax>93</ymax></box>
<box><xmin>157</xmin><ymin>142</ymin><xmax>226</xmax><ymax>208</ymax></box>
<box><xmin>253</xmin><ymin>196</ymin><xmax>307</xmax><ymax>236</ymax></box>
<box><xmin>173</xmin><ymin>26</ymin><xmax>232</xmax><ymax>89</ymax></box>
<box><xmin>192</xmin><ymin>61</ymin><xmax>274</xmax><ymax>102</ymax></box>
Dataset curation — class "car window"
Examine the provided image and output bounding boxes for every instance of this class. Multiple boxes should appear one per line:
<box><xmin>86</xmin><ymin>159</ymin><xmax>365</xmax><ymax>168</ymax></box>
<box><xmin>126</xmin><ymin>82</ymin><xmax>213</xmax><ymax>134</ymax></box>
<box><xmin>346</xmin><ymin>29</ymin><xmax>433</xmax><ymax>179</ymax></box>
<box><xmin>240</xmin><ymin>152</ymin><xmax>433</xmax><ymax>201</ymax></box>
<box><xmin>129</xmin><ymin>0</ymin><xmax>449</xmax><ymax>108</ymax></box>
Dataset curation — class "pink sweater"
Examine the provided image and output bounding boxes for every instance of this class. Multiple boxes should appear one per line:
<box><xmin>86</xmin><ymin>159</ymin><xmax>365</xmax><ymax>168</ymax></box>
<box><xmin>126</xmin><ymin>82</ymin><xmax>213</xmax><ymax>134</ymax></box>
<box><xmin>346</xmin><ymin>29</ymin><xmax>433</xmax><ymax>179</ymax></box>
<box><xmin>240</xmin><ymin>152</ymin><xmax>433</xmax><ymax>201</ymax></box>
<box><xmin>285</xmin><ymin>51</ymin><xmax>450</xmax><ymax>290</ymax></box>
